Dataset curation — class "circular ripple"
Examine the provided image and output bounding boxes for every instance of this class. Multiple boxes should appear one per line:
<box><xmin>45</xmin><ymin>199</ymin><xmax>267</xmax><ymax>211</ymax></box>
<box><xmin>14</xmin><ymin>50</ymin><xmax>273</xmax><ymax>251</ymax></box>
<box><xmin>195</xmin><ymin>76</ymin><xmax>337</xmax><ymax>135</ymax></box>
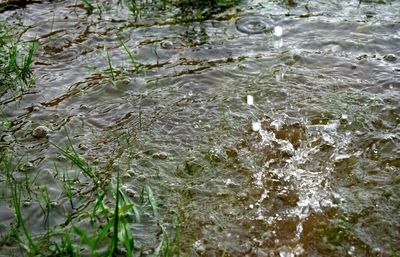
<box><xmin>235</xmin><ymin>15</ymin><xmax>274</xmax><ymax>35</ymax></box>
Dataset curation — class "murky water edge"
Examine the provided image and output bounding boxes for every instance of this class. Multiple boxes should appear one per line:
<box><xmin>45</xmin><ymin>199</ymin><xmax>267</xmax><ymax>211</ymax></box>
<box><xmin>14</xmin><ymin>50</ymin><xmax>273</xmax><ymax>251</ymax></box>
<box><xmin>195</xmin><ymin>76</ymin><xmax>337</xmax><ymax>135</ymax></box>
<box><xmin>1</xmin><ymin>0</ymin><xmax>399</xmax><ymax>256</ymax></box>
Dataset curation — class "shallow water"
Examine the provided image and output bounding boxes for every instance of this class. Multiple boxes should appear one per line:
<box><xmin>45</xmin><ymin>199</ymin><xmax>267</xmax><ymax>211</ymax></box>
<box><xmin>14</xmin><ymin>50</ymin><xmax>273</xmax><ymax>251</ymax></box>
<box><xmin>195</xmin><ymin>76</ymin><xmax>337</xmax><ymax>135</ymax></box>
<box><xmin>1</xmin><ymin>0</ymin><xmax>399</xmax><ymax>256</ymax></box>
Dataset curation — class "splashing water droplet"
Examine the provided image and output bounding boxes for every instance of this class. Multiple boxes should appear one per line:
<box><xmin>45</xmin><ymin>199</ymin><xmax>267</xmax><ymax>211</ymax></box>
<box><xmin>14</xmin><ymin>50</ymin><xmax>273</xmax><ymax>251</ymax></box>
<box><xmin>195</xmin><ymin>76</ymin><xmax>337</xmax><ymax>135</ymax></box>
<box><xmin>293</xmin><ymin>245</ymin><xmax>305</xmax><ymax>256</ymax></box>
<box><xmin>247</xmin><ymin>95</ymin><xmax>254</xmax><ymax>105</ymax></box>
<box><xmin>279</xmin><ymin>246</ymin><xmax>294</xmax><ymax>257</ymax></box>
<box><xmin>252</xmin><ymin>121</ymin><xmax>261</xmax><ymax>131</ymax></box>
<box><xmin>274</xmin><ymin>26</ymin><xmax>283</xmax><ymax>37</ymax></box>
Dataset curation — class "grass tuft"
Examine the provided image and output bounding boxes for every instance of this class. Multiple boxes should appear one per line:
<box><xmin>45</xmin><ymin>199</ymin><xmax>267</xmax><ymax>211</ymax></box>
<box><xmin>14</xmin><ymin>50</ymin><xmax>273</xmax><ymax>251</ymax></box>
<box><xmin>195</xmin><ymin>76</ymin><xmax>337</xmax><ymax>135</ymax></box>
<box><xmin>0</xmin><ymin>24</ymin><xmax>37</xmax><ymax>92</ymax></box>
<box><xmin>50</xmin><ymin>132</ymin><xmax>99</xmax><ymax>185</ymax></box>
<box><xmin>104</xmin><ymin>47</ymin><xmax>116</xmax><ymax>82</ymax></box>
<box><xmin>1</xmin><ymin>153</ymin><xmax>38</xmax><ymax>254</ymax></box>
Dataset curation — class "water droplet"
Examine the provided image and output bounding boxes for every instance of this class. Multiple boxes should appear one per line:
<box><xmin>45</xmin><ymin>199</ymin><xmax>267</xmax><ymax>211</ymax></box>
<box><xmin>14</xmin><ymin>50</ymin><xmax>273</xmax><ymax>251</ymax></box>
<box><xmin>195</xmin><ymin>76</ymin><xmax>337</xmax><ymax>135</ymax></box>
<box><xmin>247</xmin><ymin>95</ymin><xmax>254</xmax><ymax>105</ymax></box>
<box><xmin>252</xmin><ymin>121</ymin><xmax>261</xmax><ymax>131</ymax></box>
<box><xmin>274</xmin><ymin>26</ymin><xmax>283</xmax><ymax>37</ymax></box>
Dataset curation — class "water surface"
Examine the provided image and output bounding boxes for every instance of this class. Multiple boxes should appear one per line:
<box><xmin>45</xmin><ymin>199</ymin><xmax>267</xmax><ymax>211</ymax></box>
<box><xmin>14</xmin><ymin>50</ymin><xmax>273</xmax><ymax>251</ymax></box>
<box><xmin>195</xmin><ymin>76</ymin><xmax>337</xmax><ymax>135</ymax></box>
<box><xmin>0</xmin><ymin>0</ymin><xmax>399</xmax><ymax>256</ymax></box>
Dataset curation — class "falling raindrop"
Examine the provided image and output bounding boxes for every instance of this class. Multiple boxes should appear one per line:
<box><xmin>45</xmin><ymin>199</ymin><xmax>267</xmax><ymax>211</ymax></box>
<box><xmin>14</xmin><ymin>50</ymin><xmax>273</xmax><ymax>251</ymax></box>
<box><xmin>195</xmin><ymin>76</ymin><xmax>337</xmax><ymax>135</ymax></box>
<box><xmin>252</xmin><ymin>121</ymin><xmax>261</xmax><ymax>131</ymax></box>
<box><xmin>274</xmin><ymin>26</ymin><xmax>283</xmax><ymax>37</ymax></box>
<box><xmin>247</xmin><ymin>95</ymin><xmax>254</xmax><ymax>105</ymax></box>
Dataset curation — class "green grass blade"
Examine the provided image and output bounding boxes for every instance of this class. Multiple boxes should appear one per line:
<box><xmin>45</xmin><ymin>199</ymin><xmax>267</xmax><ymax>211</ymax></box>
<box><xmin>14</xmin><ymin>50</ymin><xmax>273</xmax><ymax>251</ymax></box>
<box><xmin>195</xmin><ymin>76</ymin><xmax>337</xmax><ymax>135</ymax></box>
<box><xmin>73</xmin><ymin>225</ymin><xmax>94</xmax><ymax>249</ymax></box>
<box><xmin>146</xmin><ymin>185</ymin><xmax>158</xmax><ymax>218</ymax></box>
<box><xmin>117</xmin><ymin>34</ymin><xmax>139</xmax><ymax>68</ymax></box>
<box><xmin>93</xmin><ymin>218</ymin><xmax>114</xmax><ymax>250</ymax></box>
<box><xmin>111</xmin><ymin>171</ymin><xmax>120</xmax><ymax>255</ymax></box>
<box><xmin>50</xmin><ymin>139</ymin><xmax>98</xmax><ymax>184</ymax></box>
<box><xmin>121</xmin><ymin>216</ymin><xmax>133</xmax><ymax>257</ymax></box>
<box><xmin>18</xmin><ymin>41</ymin><xmax>37</xmax><ymax>83</ymax></box>
<box><xmin>104</xmin><ymin>48</ymin><xmax>115</xmax><ymax>82</ymax></box>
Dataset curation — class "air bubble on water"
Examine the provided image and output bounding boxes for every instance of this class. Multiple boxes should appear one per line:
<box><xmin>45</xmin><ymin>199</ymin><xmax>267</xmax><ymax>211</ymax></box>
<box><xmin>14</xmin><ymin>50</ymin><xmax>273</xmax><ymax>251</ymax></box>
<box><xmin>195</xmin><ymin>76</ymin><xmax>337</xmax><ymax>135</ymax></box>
<box><xmin>249</xmin><ymin>204</ymin><xmax>254</xmax><ymax>209</ymax></box>
<box><xmin>193</xmin><ymin>240</ymin><xmax>205</xmax><ymax>253</ymax></box>
<box><xmin>348</xmin><ymin>246</ymin><xmax>356</xmax><ymax>256</ymax></box>
<box><xmin>252</xmin><ymin>121</ymin><xmax>261</xmax><ymax>131</ymax></box>
<box><xmin>279</xmin><ymin>246</ymin><xmax>294</xmax><ymax>257</ymax></box>
<box><xmin>293</xmin><ymin>244</ymin><xmax>305</xmax><ymax>256</ymax></box>
<box><xmin>267</xmin><ymin>216</ymin><xmax>275</xmax><ymax>224</ymax></box>
<box><xmin>247</xmin><ymin>95</ymin><xmax>254</xmax><ymax>105</ymax></box>
<box><xmin>372</xmin><ymin>247</ymin><xmax>382</xmax><ymax>255</ymax></box>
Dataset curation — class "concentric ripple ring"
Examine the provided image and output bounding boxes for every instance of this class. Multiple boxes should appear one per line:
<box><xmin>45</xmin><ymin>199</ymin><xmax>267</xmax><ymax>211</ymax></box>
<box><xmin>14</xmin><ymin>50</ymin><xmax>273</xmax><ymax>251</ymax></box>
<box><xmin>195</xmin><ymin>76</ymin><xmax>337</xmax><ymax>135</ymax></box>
<box><xmin>235</xmin><ymin>15</ymin><xmax>274</xmax><ymax>35</ymax></box>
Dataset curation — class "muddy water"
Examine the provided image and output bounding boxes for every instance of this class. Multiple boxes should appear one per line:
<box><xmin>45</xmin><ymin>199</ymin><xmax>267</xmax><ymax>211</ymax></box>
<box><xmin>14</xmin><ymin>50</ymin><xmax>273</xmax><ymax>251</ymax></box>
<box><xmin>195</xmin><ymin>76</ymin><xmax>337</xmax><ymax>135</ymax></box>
<box><xmin>1</xmin><ymin>0</ymin><xmax>400</xmax><ymax>256</ymax></box>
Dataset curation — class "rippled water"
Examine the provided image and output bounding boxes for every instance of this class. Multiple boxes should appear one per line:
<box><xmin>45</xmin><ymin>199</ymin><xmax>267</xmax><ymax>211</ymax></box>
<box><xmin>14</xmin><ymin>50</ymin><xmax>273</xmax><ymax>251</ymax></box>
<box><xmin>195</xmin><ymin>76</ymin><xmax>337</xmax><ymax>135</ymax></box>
<box><xmin>1</xmin><ymin>0</ymin><xmax>399</xmax><ymax>256</ymax></box>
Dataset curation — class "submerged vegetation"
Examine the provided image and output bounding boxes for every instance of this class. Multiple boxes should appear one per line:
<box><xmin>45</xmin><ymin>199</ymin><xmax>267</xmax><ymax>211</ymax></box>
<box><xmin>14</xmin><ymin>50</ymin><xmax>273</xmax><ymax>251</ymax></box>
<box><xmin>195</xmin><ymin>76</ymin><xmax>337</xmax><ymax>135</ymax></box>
<box><xmin>0</xmin><ymin>23</ymin><xmax>36</xmax><ymax>92</ymax></box>
<box><xmin>0</xmin><ymin>139</ymin><xmax>182</xmax><ymax>256</ymax></box>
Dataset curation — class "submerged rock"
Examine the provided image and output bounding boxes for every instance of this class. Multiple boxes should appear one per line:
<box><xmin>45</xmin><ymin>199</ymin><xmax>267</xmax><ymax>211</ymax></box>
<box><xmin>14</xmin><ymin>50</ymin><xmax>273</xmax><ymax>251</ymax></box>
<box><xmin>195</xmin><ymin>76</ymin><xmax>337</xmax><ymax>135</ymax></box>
<box><xmin>32</xmin><ymin>126</ymin><xmax>50</xmax><ymax>138</ymax></box>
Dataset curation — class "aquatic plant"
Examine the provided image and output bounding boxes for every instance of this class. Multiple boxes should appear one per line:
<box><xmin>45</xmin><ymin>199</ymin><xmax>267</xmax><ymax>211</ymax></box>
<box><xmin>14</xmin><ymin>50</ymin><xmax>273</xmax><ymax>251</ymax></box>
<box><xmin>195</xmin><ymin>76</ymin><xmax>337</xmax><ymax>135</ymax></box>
<box><xmin>51</xmin><ymin>135</ymin><xmax>99</xmax><ymax>186</ymax></box>
<box><xmin>0</xmin><ymin>23</ymin><xmax>37</xmax><ymax>91</ymax></box>
<box><xmin>117</xmin><ymin>33</ymin><xmax>141</xmax><ymax>69</ymax></box>
<box><xmin>104</xmin><ymin>47</ymin><xmax>116</xmax><ymax>83</ymax></box>
<box><xmin>81</xmin><ymin>0</ymin><xmax>96</xmax><ymax>13</ymax></box>
<box><xmin>0</xmin><ymin>141</ymin><xmax>181</xmax><ymax>256</ymax></box>
<box><xmin>173</xmin><ymin>0</ymin><xmax>240</xmax><ymax>20</ymax></box>
<box><xmin>1</xmin><ymin>154</ymin><xmax>38</xmax><ymax>254</ymax></box>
